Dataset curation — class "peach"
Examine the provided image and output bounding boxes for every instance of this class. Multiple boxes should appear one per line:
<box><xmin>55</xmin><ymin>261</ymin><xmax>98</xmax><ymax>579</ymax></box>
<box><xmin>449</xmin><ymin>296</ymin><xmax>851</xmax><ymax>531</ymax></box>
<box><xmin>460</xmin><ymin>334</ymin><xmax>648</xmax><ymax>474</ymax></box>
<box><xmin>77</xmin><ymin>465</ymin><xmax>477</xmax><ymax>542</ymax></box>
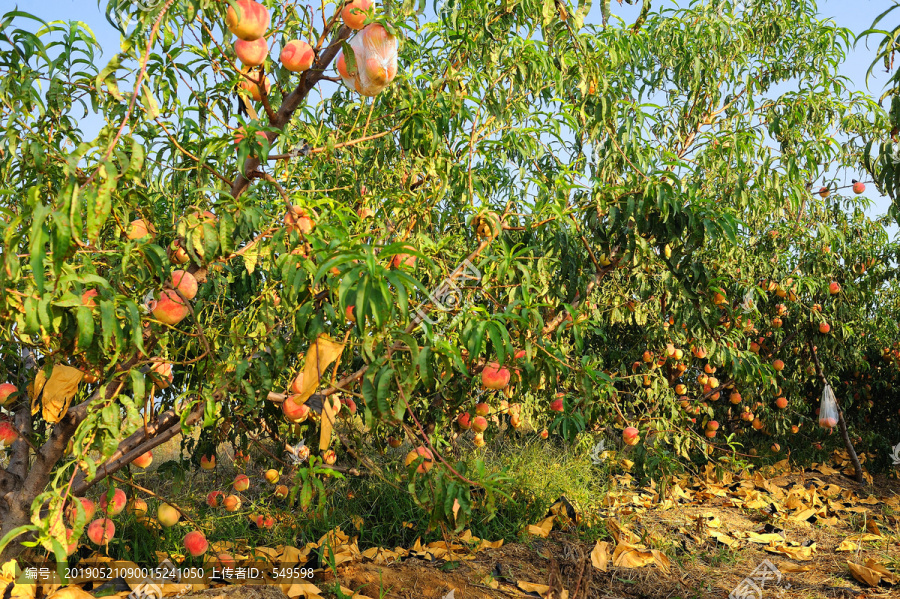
<box><xmin>171</xmin><ymin>270</ymin><xmax>199</xmax><ymax>300</ymax></box>
<box><xmin>345</xmin><ymin>305</ymin><xmax>356</xmax><ymax>323</ymax></box>
<box><xmin>225</xmin><ymin>0</ymin><xmax>270</xmax><ymax>41</ymax></box>
<box><xmin>471</xmin><ymin>416</ymin><xmax>488</xmax><ymax>433</ymax></box>
<box><xmin>550</xmin><ymin>398</ymin><xmax>564</xmax><ymax>412</ymax></box>
<box><xmin>622</xmin><ymin>426</ymin><xmax>640</xmax><ymax>446</ymax></box>
<box><xmin>282</xmin><ymin>395</ymin><xmax>310</xmax><ymax>423</ymax></box>
<box><xmin>818</xmin><ymin>186</ymin><xmax>830</xmax><ymax>198</ymax></box>
<box><xmin>323</xmin><ymin>449</ymin><xmax>337</xmax><ymax>465</ymax></box>
<box><xmin>819</xmin><ymin>416</ymin><xmax>838</xmax><ymax>428</ymax></box>
<box><xmin>284</xmin><ymin>205</ymin><xmax>314</xmax><ymax>235</ymax></box>
<box><xmin>127</xmin><ymin>497</ymin><xmax>148</xmax><ymax>517</ymax></box>
<box><xmin>280</xmin><ymin>40</ymin><xmax>314</xmax><ymax>72</ymax></box>
<box><xmin>170</xmin><ymin>239</ymin><xmax>190</xmax><ymax>264</ymax></box>
<box><xmin>234</xmin><ymin>127</ymin><xmax>268</xmax><ymax>145</ymax></box>
<box><xmin>829</xmin><ymin>281</ymin><xmax>841</xmax><ymax>295</ymax></box>
<box><xmin>200</xmin><ymin>455</ymin><xmax>216</xmax><ymax>470</ymax></box>
<box><xmin>214</xmin><ymin>552</ymin><xmax>236</xmax><ymax>568</ymax></box>
<box><xmin>773</xmin><ymin>359</ymin><xmax>784</xmax><ymax>371</ymax></box>
<box><xmin>255</xmin><ymin>514</ymin><xmax>275</xmax><ymax>529</ymax></box>
<box><xmin>240</xmin><ymin>75</ymin><xmax>271</xmax><ymax>102</ymax></box>
<box><xmin>457</xmin><ymin>413</ymin><xmax>471</xmax><ymax>430</ymax></box>
<box><xmin>233</xmin><ymin>474</ymin><xmax>250</xmax><ymax>492</ymax></box>
<box><xmin>852</xmin><ymin>181</ymin><xmax>865</xmax><ymax>194</ymax></box>
<box><xmin>752</xmin><ymin>418</ymin><xmax>764</xmax><ymax>430</ymax></box>
<box><xmin>234</xmin><ymin>450</ymin><xmax>251</xmax><ymax>465</ymax></box>
<box><xmin>235</xmin><ymin>37</ymin><xmax>268</xmax><ymax>67</ymax></box>
<box><xmin>819</xmin><ymin>322</ymin><xmax>831</xmax><ymax>334</ymax></box>
<box><xmin>81</xmin><ymin>289</ymin><xmax>99</xmax><ymax>308</ymax></box>
<box><xmin>87</xmin><ymin>518</ymin><xmax>115</xmax><ymax>545</ymax></box>
<box><xmin>100</xmin><ymin>489</ymin><xmax>127</xmax><ymax>516</ymax></box>
<box><xmin>510</xmin><ymin>413</ymin><xmax>522</xmax><ymax>428</ymax></box>
<box><xmin>481</xmin><ymin>363</ymin><xmax>510</xmax><ymax>390</ymax></box>
<box><xmin>0</xmin><ymin>383</ymin><xmax>16</xmax><ymax>407</ymax></box>
<box><xmin>387</xmin><ymin>436</ymin><xmax>402</xmax><ymax>448</ymax></box>
<box><xmin>264</xmin><ymin>469</ymin><xmax>280</xmax><ymax>484</ymax></box>
<box><xmin>223</xmin><ymin>495</ymin><xmax>242</xmax><ymax>512</ymax></box>
<box><xmin>404</xmin><ymin>446</ymin><xmax>434</xmax><ymax>473</ymax></box>
<box><xmin>65</xmin><ymin>528</ymin><xmax>79</xmax><ymax>555</ymax></box>
<box><xmin>132</xmin><ymin>451</ymin><xmax>153</xmax><ymax>469</ymax></box>
<box><xmin>150</xmin><ymin>361</ymin><xmax>174</xmax><ymax>389</ymax></box>
<box><xmin>290</xmin><ymin>371</ymin><xmax>305</xmax><ymax>394</ymax></box>
<box><xmin>206</xmin><ymin>491</ymin><xmax>224</xmax><ymax>507</ymax></box>
<box><xmin>274</xmin><ymin>484</ymin><xmax>289</xmax><ymax>499</ymax></box>
<box><xmin>730</xmin><ymin>391</ymin><xmax>742</xmax><ymax>404</ymax></box>
<box><xmin>704</xmin><ymin>429</ymin><xmax>716</xmax><ymax>438</ymax></box>
<box><xmin>474</xmin><ymin>402</ymin><xmax>490</xmax><ymax>416</ymax></box>
<box><xmin>184</xmin><ymin>530</ymin><xmax>209</xmax><ymax>557</ymax></box>
<box><xmin>390</xmin><ymin>252</ymin><xmax>416</xmax><ymax>269</ymax></box>
<box><xmin>127</xmin><ymin>218</ymin><xmax>155</xmax><ymax>240</ymax></box>
<box><xmin>67</xmin><ymin>497</ymin><xmax>96</xmax><ymax>522</ymax></box>
<box><xmin>540</xmin><ymin>429</ymin><xmax>549</xmax><ymax>439</ymax></box>
<box><xmin>775</xmin><ymin>397</ymin><xmax>788</xmax><ymax>409</ymax></box>
<box><xmin>357</xmin><ymin>206</ymin><xmax>375</xmax><ymax>219</ymax></box>
<box><xmin>152</xmin><ymin>289</ymin><xmax>190</xmax><ymax>325</ymax></box>
<box><xmin>157</xmin><ymin>503</ymin><xmax>180</xmax><ymax>527</ymax></box>
<box><xmin>675</xmin><ymin>384</ymin><xmax>687</xmax><ymax>395</ymax></box>
<box><xmin>771</xmin><ymin>443</ymin><xmax>781</xmax><ymax>452</ymax></box>
<box><xmin>473</xmin><ymin>432</ymin><xmax>485</xmax><ymax>447</ymax></box>
<box><xmin>342</xmin><ymin>0</ymin><xmax>373</xmax><ymax>29</ymax></box>
<box><xmin>341</xmin><ymin>397</ymin><xmax>357</xmax><ymax>415</ymax></box>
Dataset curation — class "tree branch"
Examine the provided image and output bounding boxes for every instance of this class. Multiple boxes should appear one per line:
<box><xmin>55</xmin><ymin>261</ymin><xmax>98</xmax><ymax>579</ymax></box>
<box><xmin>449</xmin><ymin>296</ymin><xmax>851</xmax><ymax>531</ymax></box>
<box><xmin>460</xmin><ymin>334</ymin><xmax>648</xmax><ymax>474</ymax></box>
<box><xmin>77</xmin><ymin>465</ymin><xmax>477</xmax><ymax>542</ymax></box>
<box><xmin>807</xmin><ymin>339</ymin><xmax>864</xmax><ymax>484</ymax></box>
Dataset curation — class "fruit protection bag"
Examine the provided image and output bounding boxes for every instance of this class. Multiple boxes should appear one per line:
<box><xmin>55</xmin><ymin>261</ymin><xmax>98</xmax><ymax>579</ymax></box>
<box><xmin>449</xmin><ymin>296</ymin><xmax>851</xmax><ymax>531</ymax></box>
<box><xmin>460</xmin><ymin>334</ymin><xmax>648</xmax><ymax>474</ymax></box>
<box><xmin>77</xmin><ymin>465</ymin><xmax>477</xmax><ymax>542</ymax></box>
<box><xmin>818</xmin><ymin>383</ymin><xmax>839</xmax><ymax>429</ymax></box>
<box><xmin>337</xmin><ymin>23</ymin><xmax>399</xmax><ymax>97</ymax></box>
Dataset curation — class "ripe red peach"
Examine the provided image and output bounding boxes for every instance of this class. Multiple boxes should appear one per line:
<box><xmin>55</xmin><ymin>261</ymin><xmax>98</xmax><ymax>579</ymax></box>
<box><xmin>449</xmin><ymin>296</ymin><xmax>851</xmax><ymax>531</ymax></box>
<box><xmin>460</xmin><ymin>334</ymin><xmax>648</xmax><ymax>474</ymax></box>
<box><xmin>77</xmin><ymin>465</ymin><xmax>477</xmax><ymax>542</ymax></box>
<box><xmin>342</xmin><ymin>0</ymin><xmax>373</xmax><ymax>30</ymax></box>
<box><xmin>223</xmin><ymin>495</ymin><xmax>242</xmax><ymax>512</ymax></box>
<box><xmin>151</xmin><ymin>289</ymin><xmax>190</xmax><ymax>325</ymax></box>
<box><xmin>233</xmin><ymin>474</ymin><xmax>250</xmax><ymax>492</ymax></box>
<box><xmin>132</xmin><ymin>451</ymin><xmax>153</xmax><ymax>469</ymax></box>
<box><xmin>127</xmin><ymin>218</ymin><xmax>155</xmax><ymax>240</ymax></box>
<box><xmin>481</xmin><ymin>363</ymin><xmax>510</xmax><ymax>390</ymax></box>
<box><xmin>87</xmin><ymin>518</ymin><xmax>115</xmax><ymax>545</ymax></box>
<box><xmin>200</xmin><ymin>455</ymin><xmax>216</xmax><ymax>470</ymax></box>
<box><xmin>0</xmin><ymin>383</ymin><xmax>16</xmax><ymax>407</ymax></box>
<box><xmin>206</xmin><ymin>491</ymin><xmax>224</xmax><ymax>507</ymax></box>
<box><xmin>171</xmin><ymin>270</ymin><xmax>199</xmax><ymax>300</ymax></box>
<box><xmin>100</xmin><ymin>489</ymin><xmax>127</xmax><ymax>516</ymax></box>
<box><xmin>184</xmin><ymin>530</ymin><xmax>209</xmax><ymax>557</ymax></box>
<box><xmin>280</xmin><ymin>40</ymin><xmax>314</xmax><ymax>72</ymax></box>
<box><xmin>225</xmin><ymin>0</ymin><xmax>270</xmax><ymax>41</ymax></box>
<box><xmin>404</xmin><ymin>446</ymin><xmax>434</xmax><ymax>473</ymax></box>
<box><xmin>235</xmin><ymin>37</ymin><xmax>268</xmax><ymax>67</ymax></box>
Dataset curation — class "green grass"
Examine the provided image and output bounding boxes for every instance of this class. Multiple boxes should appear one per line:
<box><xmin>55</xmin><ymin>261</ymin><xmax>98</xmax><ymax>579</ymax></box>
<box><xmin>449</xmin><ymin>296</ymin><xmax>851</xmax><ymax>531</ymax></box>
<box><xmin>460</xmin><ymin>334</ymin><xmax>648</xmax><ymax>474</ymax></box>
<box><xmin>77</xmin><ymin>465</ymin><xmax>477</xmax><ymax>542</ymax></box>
<box><xmin>74</xmin><ymin>431</ymin><xmax>616</xmax><ymax>563</ymax></box>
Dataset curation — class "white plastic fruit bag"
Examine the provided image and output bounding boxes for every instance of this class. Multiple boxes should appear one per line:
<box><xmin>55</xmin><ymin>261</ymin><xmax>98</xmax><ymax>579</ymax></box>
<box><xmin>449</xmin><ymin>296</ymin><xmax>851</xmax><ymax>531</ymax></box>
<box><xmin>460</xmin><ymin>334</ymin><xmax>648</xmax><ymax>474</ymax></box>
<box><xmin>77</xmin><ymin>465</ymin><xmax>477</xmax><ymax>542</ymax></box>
<box><xmin>818</xmin><ymin>383</ymin><xmax>839</xmax><ymax>429</ymax></box>
<box><xmin>337</xmin><ymin>23</ymin><xmax>399</xmax><ymax>97</ymax></box>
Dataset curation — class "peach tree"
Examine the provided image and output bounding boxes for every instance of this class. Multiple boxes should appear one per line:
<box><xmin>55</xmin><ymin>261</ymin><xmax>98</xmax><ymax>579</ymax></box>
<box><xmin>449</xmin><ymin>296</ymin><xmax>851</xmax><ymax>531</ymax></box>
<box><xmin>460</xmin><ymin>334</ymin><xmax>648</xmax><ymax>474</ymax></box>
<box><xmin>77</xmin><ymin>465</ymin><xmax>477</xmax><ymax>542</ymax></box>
<box><xmin>0</xmin><ymin>0</ymin><xmax>892</xmax><ymax>562</ymax></box>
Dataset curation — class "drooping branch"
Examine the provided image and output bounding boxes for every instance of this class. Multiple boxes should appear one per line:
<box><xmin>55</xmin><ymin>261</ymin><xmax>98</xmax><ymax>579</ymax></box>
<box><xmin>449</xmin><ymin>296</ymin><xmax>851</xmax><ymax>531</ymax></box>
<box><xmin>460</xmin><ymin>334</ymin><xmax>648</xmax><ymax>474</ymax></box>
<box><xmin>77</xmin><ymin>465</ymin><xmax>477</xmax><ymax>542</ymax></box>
<box><xmin>808</xmin><ymin>339</ymin><xmax>864</xmax><ymax>484</ymax></box>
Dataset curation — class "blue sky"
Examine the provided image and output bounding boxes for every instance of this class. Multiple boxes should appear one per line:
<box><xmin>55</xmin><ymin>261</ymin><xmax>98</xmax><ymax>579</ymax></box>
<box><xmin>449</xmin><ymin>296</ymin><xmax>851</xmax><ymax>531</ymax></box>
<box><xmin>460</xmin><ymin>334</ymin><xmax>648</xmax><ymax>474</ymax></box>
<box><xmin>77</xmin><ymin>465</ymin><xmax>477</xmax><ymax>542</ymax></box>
<box><xmin>4</xmin><ymin>0</ymin><xmax>898</xmax><ymax>218</ymax></box>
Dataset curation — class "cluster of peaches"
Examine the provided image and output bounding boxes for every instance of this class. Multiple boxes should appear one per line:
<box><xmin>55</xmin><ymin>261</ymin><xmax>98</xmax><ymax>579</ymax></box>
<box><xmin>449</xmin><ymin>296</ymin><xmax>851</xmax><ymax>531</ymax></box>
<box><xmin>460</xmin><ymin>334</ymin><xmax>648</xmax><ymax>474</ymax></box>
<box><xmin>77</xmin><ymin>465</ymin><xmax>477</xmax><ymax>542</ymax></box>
<box><xmin>226</xmin><ymin>0</ymin><xmax>399</xmax><ymax>102</ymax></box>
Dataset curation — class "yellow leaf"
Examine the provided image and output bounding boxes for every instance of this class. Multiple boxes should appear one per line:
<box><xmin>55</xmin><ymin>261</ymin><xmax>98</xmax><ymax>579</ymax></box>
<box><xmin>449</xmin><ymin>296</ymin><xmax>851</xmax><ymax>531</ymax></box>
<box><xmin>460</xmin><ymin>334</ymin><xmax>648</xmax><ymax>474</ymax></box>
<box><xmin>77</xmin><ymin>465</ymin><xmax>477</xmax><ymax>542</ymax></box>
<box><xmin>517</xmin><ymin>581</ymin><xmax>550</xmax><ymax>593</ymax></box>
<box><xmin>294</xmin><ymin>335</ymin><xmax>345</xmax><ymax>404</ymax></box>
<box><xmin>47</xmin><ymin>588</ymin><xmax>95</xmax><ymax>599</ymax></box>
<box><xmin>32</xmin><ymin>365</ymin><xmax>84</xmax><ymax>423</ymax></box>
<box><xmin>525</xmin><ymin>516</ymin><xmax>555</xmax><ymax>538</ymax></box>
<box><xmin>612</xmin><ymin>542</ymin><xmax>656</xmax><ymax>568</ymax></box>
<box><xmin>779</xmin><ymin>563</ymin><xmax>812</xmax><ymax>573</ymax></box>
<box><xmin>865</xmin><ymin>559</ymin><xmax>899</xmax><ymax>585</ymax></box>
<box><xmin>848</xmin><ymin>561</ymin><xmax>882</xmax><ymax>587</ymax></box>
<box><xmin>836</xmin><ymin>540</ymin><xmax>858</xmax><ymax>552</ymax></box>
<box><xmin>590</xmin><ymin>541</ymin><xmax>610</xmax><ymax>571</ymax></box>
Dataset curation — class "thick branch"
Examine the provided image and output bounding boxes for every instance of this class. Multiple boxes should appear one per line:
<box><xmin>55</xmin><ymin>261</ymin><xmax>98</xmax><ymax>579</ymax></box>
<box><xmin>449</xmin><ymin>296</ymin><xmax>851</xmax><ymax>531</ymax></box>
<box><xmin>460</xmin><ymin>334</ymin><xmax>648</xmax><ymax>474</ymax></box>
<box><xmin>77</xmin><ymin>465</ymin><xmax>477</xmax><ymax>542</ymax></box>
<box><xmin>230</xmin><ymin>26</ymin><xmax>352</xmax><ymax>200</ymax></box>
<box><xmin>70</xmin><ymin>402</ymin><xmax>203</xmax><ymax>497</ymax></box>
